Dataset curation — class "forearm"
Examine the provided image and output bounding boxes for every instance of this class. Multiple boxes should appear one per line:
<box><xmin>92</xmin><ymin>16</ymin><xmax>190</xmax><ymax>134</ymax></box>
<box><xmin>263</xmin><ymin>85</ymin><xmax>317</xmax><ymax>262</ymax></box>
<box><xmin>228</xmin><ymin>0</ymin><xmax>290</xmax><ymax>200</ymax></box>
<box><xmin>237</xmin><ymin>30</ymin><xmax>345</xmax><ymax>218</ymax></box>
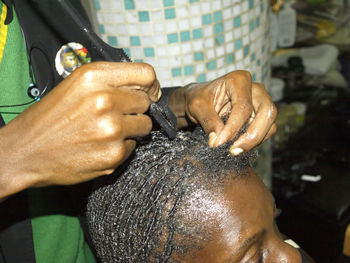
<box><xmin>0</xmin><ymin>123</ymin><xmax>36</xmax><ymax>199</ymax></box>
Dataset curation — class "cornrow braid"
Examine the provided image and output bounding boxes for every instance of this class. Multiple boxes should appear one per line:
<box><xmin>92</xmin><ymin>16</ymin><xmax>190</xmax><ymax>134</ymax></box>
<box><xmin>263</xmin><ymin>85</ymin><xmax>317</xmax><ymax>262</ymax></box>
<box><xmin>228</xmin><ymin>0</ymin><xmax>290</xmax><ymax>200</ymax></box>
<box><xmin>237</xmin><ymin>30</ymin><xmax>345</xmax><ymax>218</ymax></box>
<box><xmin>86</xmin><ymin>125</ymin><xmax>257</xmax><ymax>263</ymax></box>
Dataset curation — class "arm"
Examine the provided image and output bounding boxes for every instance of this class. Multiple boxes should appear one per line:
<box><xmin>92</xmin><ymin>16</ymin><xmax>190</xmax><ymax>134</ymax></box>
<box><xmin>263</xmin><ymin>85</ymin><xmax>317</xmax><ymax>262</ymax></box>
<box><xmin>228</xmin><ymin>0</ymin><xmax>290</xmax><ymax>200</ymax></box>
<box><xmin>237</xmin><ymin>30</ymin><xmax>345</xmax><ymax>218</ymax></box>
<box><xmin>0</xmin><ymin>62</ymin><xmax>160</xmax><ymax>199</ymax></box>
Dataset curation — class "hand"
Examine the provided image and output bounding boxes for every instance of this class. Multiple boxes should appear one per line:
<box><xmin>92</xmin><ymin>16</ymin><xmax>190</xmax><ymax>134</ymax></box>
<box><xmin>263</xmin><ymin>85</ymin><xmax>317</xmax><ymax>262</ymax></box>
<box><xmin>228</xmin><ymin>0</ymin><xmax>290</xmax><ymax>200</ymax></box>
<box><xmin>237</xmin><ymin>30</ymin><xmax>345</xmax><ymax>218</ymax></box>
<box><xmin>169</xmin><ymin>70</ymin><xmax>277</xmax><ymax>155</ymax></box>
<box><xmin>0</xmin><ymin>62</ymin><xmax>160</xmax><ymax>198</ymax></box>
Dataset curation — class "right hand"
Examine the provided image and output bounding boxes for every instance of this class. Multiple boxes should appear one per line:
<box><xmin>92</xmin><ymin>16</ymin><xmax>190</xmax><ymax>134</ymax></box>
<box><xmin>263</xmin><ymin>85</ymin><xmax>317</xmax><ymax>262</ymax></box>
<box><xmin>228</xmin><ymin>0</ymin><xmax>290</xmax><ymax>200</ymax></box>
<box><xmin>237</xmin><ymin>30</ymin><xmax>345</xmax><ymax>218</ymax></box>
<box><xmin>0</xmin><ymin>62</ymin><xmax>161</xmax><ymax>198</ymax></box>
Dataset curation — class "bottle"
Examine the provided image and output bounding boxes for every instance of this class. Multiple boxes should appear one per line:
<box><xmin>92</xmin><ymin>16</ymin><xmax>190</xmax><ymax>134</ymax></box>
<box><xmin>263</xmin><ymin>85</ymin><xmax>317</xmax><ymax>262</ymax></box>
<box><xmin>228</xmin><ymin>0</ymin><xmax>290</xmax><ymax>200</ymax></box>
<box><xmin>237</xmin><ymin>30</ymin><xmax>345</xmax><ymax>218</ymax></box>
<box><xmin>277</xmin><ymin>3</ymin><xmax>297</xmax><ymax>48</ymax></box>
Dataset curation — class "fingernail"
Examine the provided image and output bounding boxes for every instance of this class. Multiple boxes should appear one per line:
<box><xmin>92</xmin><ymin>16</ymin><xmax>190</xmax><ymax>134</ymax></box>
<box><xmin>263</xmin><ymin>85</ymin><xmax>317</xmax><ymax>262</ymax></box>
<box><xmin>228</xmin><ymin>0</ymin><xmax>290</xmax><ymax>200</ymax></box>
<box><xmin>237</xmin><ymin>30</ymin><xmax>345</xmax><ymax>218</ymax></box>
<box><xmin>248</xmin><ymin>112</ymin><xmax>255</xmax><ymax>124</ymax></box>
<box><xmin>230</xmin><ymin>147</ymin><xmax>243</xmax><ymax>156</ymax></box>
<box><xmin>208</xmin><ymin>132</ymin><xmax>217</xmax><ymax>147</ymax></box>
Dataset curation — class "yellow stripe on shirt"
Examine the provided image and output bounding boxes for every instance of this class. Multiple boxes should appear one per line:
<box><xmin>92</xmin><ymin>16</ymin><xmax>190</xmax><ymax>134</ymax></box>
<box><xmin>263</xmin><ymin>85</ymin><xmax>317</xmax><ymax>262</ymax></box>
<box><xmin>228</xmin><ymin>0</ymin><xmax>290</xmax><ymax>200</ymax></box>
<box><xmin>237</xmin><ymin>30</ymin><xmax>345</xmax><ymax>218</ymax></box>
<box><xmin>0</xmin><ymin>4</ymin><xmax>8</xmax><ymax>63</ymax></box>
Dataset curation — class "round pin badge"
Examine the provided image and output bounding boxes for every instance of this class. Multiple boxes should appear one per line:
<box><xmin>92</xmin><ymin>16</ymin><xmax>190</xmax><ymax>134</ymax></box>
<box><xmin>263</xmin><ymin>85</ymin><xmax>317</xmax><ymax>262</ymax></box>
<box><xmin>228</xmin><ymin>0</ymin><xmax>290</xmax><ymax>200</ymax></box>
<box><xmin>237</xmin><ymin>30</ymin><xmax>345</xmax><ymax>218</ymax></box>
<box><xmin>55</xmin><ymin>42</ymin><xmax>91</xmax><ymax>78</ymax></box>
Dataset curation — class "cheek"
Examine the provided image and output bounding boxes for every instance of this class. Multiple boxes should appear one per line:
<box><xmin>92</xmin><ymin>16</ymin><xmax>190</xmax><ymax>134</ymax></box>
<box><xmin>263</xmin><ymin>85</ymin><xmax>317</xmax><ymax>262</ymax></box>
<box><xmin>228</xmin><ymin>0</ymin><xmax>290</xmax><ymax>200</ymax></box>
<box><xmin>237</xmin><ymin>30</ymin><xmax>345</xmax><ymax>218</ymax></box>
<box><xmin>262</xmin><ymin>234</ymin><xmax>302</xmax><ymax>263</ymax></box>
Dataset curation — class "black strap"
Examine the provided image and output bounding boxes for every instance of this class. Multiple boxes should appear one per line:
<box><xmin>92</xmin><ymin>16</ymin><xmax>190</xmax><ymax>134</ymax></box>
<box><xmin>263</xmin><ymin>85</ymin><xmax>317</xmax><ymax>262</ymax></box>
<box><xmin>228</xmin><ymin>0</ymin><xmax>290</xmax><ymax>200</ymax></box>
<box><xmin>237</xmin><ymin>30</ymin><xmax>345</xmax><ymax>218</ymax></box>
<box><xmin>1</xmin><ymin>0</ymin><xmax>13</xmax><ymax>25</ymax></box>
<box><xmin>0</xmin><ymin>115</ymin><xmax>4</xmax><ymax>128</ymax></box>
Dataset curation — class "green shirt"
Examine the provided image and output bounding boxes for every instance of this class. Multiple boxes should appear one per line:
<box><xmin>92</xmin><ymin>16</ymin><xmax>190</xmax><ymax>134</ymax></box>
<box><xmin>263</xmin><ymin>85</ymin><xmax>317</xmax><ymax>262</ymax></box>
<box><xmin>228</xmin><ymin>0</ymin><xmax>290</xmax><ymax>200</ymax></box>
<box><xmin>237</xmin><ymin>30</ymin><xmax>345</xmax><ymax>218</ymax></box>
<box><xmin>0</xmin><ymin>4</ymin><xmax>96</xmax><ymax>263</ymax></box>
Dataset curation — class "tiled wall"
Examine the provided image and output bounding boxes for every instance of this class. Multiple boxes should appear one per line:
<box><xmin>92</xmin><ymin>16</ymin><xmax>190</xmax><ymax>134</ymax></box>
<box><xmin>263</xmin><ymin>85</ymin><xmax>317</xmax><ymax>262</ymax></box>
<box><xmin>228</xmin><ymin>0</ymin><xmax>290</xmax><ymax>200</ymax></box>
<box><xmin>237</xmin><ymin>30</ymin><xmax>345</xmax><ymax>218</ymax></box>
<box><xmin>91</xmin><ymin>0</ymin><xmax>272</xmax><ymax>188</ymax></box>
<box><xmin>94</xmin><ymin>0</ymin><xmax>270</xmax><ymax>87</ymax></box>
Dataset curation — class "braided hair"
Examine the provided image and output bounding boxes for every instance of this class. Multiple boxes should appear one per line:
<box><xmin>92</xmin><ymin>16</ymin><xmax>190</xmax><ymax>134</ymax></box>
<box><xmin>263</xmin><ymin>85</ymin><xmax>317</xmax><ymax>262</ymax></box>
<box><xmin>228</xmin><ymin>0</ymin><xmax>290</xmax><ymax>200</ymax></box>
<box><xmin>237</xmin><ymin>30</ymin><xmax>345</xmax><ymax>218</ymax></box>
<box><xmin>86</xmin><ymin>126</ymin><xmax>257</xmax><ymax>263</ymax></box>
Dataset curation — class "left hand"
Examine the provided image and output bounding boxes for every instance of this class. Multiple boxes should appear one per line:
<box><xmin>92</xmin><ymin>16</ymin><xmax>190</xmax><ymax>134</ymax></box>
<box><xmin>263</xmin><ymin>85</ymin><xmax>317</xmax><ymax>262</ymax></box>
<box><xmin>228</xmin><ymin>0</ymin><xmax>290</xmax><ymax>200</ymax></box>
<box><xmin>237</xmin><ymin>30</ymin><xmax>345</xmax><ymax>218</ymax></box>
<box><xmin>168</xmin><ymin>70</ymin><xmax>277</xmax><ymax>155</ymax></box>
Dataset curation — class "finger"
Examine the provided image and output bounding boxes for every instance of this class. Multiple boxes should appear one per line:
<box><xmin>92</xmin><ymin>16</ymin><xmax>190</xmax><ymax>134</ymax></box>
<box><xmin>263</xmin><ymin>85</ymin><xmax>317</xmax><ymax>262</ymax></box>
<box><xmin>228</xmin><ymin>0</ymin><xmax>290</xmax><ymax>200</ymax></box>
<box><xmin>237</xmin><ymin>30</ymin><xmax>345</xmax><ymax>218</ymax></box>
<box><xmin>213</xmin><ymin>74</ymin><xmax>253</xmax><ymax>147</ymax></box>
<box><xmin>230</xmin><ymin>83</ymin><xmax>277</xmax><ymax>153</ymax></box>
<box><xmin>120</xmin><ymin>114</ymin><xmax>153</xmax><ymax>138</ymax></box>
<box><xmin>111</xmin><ymin>88</ymin><xmax>151</xmax><ymax>114</ymax></box>
<box><xmin>261</xmin><ymin>123</ymin><xmax>277</xmax><ymax>144</ymax></box>
<box><xmin>121</xmin><ymin>139</ymin><xmax>137</xmax><ymax>163</ymax></box>
<box><xmin>188</xmin><ymin>99</ymin><xmax>225</xmax><ymax>147</ymax></box>
<box><xmin>77</xmin><ymin>61</ymin><xmax>157</xmax><ymax>90</ymax></box>
<box><xmin>147</xmin><ymin>79</ymin><xmax>162</xmax><ymax>102</ymax></box>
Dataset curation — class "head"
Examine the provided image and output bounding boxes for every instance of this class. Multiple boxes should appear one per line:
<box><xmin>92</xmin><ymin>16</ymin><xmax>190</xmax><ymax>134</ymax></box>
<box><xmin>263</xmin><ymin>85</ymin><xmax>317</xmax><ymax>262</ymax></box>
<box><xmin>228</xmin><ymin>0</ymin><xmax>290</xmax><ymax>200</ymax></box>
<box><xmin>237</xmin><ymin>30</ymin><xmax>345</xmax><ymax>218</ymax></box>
<box><xmin>86</xmin><ymin>127</ymin><xmax>301</xmax><ymax>263</ymax></box>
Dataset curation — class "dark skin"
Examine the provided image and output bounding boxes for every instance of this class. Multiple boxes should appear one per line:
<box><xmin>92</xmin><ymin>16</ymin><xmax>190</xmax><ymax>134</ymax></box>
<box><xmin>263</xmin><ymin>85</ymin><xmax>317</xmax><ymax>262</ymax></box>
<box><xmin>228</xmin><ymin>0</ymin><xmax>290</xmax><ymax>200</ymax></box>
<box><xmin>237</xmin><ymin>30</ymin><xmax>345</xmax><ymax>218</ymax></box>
<box><xmin>0</xmin><ymin>62</ymin><xmax>277</xmax><ymax>199</ymax></box>
<box><xmin>181</xmin><ymin>169</ymin><xmax>301</xmax><ymax>263</ymax></box>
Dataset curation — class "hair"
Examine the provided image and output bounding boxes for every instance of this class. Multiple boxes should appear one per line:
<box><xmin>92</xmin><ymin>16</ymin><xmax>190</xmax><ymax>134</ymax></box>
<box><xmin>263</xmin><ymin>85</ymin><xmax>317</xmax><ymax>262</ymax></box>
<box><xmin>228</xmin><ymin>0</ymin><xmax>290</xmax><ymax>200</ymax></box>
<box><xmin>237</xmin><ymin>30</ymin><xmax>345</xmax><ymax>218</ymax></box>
<box><xmin>86</xmin><ymin>126</ymin><xmax>258</xmax><ymax>263</ymax></box>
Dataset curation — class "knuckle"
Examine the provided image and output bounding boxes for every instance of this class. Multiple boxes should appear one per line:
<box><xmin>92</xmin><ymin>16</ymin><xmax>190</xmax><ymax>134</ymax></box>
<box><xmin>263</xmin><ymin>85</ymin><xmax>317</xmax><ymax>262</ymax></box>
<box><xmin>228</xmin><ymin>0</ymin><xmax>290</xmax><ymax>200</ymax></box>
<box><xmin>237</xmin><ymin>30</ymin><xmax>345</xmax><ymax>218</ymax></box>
<box><xmin>188</xmin><ymin>96</ymin><xmax>203</xmax><ymax>112</ymax></box>
<box><xmin>97</xmin><ymin>116</ymin><xmax>123</xmax><ymax>138</ymax></box>
<box><xmin>92</xmin><ymin>93</ymin><xmax>114</xmax><ymax>113</ymax></box>
<box><xmin>104</xmin><ymin>144</ymin><xmax>126</xmax><ymax>168</ymax></box>
<box><xmin>140</xmin><ymin>63</ymin><xmax>156</xmax><ymax>83</ymax></box>
<box><xmin>227</xmin><ymin>70</ymin><xmax>252</xmax><ymax>82</ymax></box>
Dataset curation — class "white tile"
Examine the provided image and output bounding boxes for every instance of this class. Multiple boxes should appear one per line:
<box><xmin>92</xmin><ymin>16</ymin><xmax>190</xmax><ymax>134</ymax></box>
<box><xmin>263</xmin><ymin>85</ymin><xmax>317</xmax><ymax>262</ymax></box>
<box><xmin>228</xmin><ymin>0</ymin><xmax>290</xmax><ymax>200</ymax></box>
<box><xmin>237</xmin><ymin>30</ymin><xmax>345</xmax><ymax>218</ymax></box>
<box><xmin>104</xmin><ymin>24</ymin><xmax>116</xmax><ymax>35</ymax></box>
<box><xmin>100</xmin><ymin>1</ymin><xmax>111</xmax><ymax>10</ymax></box>
<box><xmin>154</xmin><ymin>23</ymin><xmax>165</xmax><ymax>33</ymax></box>
<box><xmin>111</xmin><ymin>1</ymin><xmax>123</xmax><ymax>10</ymax></box>
<box><xmin>212</xmin><ymin>0</ymin><xmax>222</xmax><ymax>10</ymax></box>
<box><xmin>135</xmin><ymin>0</ymin><xmax>149</xmax><ymax>10</ymax></box>
<box><xmin>223</xmin><ymin>8</ymin><xmax>232</xmax><ymax>20</ymax></box>
<box><xmin>103</xmin><ymin>13</ymin><xmax>115</xmax><ymax>23</ymax></box>
<box><xmin>236</xmin><ymin>61</ymin><xmax>244</xmax><ymax>69</ymax></box>
<box><xmin>218</xmin><ymin>67</ymin><xmax>227</xmax><ymax>76</ymax></box>
<box><xmin>183</xmin><ymin>54</ymin><xmax>193</xmax><ymax>64</ymax></box>
<box><xmin>148</xmin><ymin>0</ymin><xmax>162</xmax><ymax>9</ymax></box>
<box><xmin>190</xmin><ymin>16</ymin><xmax>201</xmax><ymax>27</ymax></box>
<box><xmin>173</xmin><ymin>78</ymin><xmax>183</xmax><ymax>86</ymax></box>
<box><xmin>223</xmin><ymin>0</ymin><xmax>232</xmax><ymax>8</ymax></box>
<box><xmin>179</xmin><ymin>19</ymin><xmax>190</xmax><ymax>31</ymax></box>
<box><xmin>159</xmin><ymin>58</ymin><xmax>169</xmax><ymax>67</ymax></box>
<box><xmin>126</xmin><ymin>12</ymin><xmax>138</xmax><ymax>23</ymax></box>
<box><xmin>127</xmin><ymin>24</ymin><xmax>139</xmax><ymax>34</ymax></box>
<box><xmin>193</xmin><ymin>40</ymin><xmax>204</xmax><ymax>51</ymax></box>
<box><xmin>184</xmin><ymin>76</ymin><xmax>196</xmax><ymax>84</ymax></box>
<box><xmin>96</xmin><ymin>12</ymin><xmax>103</xmax><ymax>24</ymax></box>
<box><xmin>118</xmin><ymin>36</ymin><xmax>130</xmax><ymax>46</ymax></box>
<box><xmin>196</xmin><ymin>63</ymin><xmax>205</xmax><ymax>73</ymax></box>
<box><xmin>189</xmin><ymin>4</ymin><xmax>201</xmax><ymax>15</ymax></box>
<box><xmin>117</xmin><ymin>25</ymin><xmax>128</xmax><ymax>35</ymax></box>
<box><xmin>207</xmin><ymin>71</ymin><xmax>217</xmax><ymax>80</ymax></box>
<box><xmin>145</xmin><ymin>58</ymin><xmax>157</xmax><ymax>67</ymax></box>
<box><xmin>154</xmin><ymin>35</ymin><xmax>166</xmax><ymax>45</ymax></box>
<box><xmin>217</xmin><ymin>57</ymin><xmax>225</xmax><ymax>68</ymax></box>
<box><xmin>201</xmin><ymin>2</ymin><xmax>211</xmax><ymax>13</ymax></box>
<box><xmin>141</xmin><ymin>23</ymin><xmax>152</xmax><ymax>34</ymax></box>
<box><xmin>143</xmin><ymin>35</ymin><xmax>153</xmax><ymax>46</ymax></box>
<box><xmin>225</xmin><ymin>31</ymin><xmax>233</xmax><ymax>42</ymax></box>
<box><xmin>243</xmin><ymin>35</ymin><xmax>249</xmax><ymax>45</ymax></box>
<box><xmin>227</xmin><ymin>63</ymin><xmax>235</xmax><ymax>72</ymax></box>
<box><xmin>242</xmin><ymin>24</ymin><xmax>249</xmax><ymax>35</ymax></box>
<box><xmin>131</xmin><ymin>47</ymin><xmax>143</xmax><ymax>58</ymax></box>
<box><xmin>152</xmin><ymin>10</ymin><xmax>163</xmax><ymax>21</ymax></box>
<box><xmin>207</xmin><ymin>49</ymin><xmax>215</xmax><ymax>59</ymax></box>
<box><xmin>177</xmin><ymin>6</ymin><xmax>189</xmax><ymax>18</ymax></box>
<box><xmin>234</xmin><ymin>28</ymin><xmax>242</xmax><ymax>39</ymax></box>
<box><xmin>241</xmin><ymin>13</ymin><xmax>248</xmax><ymax>23</ymax></box>
<box><xmin>100</xmin><ymin>34</ymin><xmax>108</xmax><ymax>43</ymax></box>
<box><xmin>233</xmin><ymin>5</ymin><xmax>241</xmax><ymax>16</ymax></box>
<box><xmin>114</xmin><ymin>14</ymin><xmax>125</xmax><ymax>23</ymax></box>
<box><xmin>204</xmin><ymin>38</ymin><xmax>214</xmax><ymax>48</ymax></box>
<box><xmin>168</xmin><ymin>45</ymin><xmax>181</xmax><ymax>56</ymax></box>
<box><xmin>244</xmin><ymin>56</ymin><xmax>250</xmax><ymax>66</ymax></box>
<box><xmin>224</xmin><ymin>20</ymin><xmax>233</xmax><ymax>31</ymax></box>
<box><xmin>241</xmin><ymin>1</ymin><xmax>249</xmax><ymax>12</ymax></box>
<box><xmin>226</xmin><ymin>42</ymin><xmax>234</xmax><ymax>53</ymax></box>
<box><xmin>160</xmin><ymin>69</ymin><xmax>171</xmax><ymax>81</ymax></box>
<box><xmin>203</xmin><ymin>26</ymin><xmax>213</xmax><ymax>37</ymax></box>
<box><xmin>157</xmin><ymin>47</ymin><xmax>167</xmax><ymax>57</ymax></box>
<box><xmin>176</xmin><ymin>0</ymin><xmax>187</xmax><ymax>6</ymax></box>
<box><xmin>216</xmin><ymin>46</ymin><xmax>225</xmax><ymax>57</ymax></box>
<box><xmin>161</xmin><ymin>79</ymin><xmax>172</xmax><ymax>87</ymax></box>
<box><xmin>235</xmin><ymin>49</ymin><xmax>243</xmax><ymax>60</ymax></box>
<box><xmin>166</xmin><ymin>21</ymin><xmax>178</xmax><ymax>32</ymax></box>
<box><xmin>181</xmin><ymin>43</ymin><xmax>192</xmax><ymax>54</ymax></box>
<box><xmin>169</xmin><ymin>56</ymin><xmax>182</xmax><ymax>67</ymax></box>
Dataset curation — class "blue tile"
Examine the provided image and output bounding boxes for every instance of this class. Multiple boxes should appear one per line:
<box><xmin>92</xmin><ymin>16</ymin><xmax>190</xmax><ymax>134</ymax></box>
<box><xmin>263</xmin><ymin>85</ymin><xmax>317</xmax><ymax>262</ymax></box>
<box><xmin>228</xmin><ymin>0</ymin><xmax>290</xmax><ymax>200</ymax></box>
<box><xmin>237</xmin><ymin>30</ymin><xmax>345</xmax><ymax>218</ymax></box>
<box><xmin>124</xmin><ymin>0</ymin><xmax>135</xmax><ymax>10</ymax></box>
<box><xmin>214</xmin><ymin>11</ymin><xmax>222</xmax><ymax>22</ymax></box>
<box><xmin>172</xmin><ymin>67</ymin><xmax>182</xmax><ymax>77</ymax></box>
<box><xmin>249</xmin><ymin>21</ymin><xmax>255</xmax><ymax>31</ymax></box>
<box><xmin>256</xmin><ymin>17</ymin><xmax>260</xmax><ymax>27</ymax></box>
<box><xmin>244</xmin><ymin>45</ymin><xmax>250</xmax><ymax>56</ymax></box>
<box><xmin>257</xmin><ymin>59</ymin><xmax>261</xmax><ymax>66</ymax></box>
<box><xmin>214</xmin><ymin>23</ymin><xmax>224</xmax><ymax>34</ymax></box>
<box><xmin>206</xmin><ymin>60</ymin><xmax>216</xmax><ymax>70</ymax></box>
<box><xmin>135</xmin><ymin>59</ymin><xmax>143</xmax><ymax>62</ymax></box>
<box><xmin>189</xmin><ymin>0</ymin><xmax>199</xmax><ymax>2</ymax></box>
<box><xmin>235</xmin><ymin>39</ymin><xmax>242</xmax><ymax>49</ymax></box>
<box><xmin>197</xmin><ymin>73</ymin><xmax>206</xmax><ymax>82</ymax></box>
<box><xmin>99</xmin><ymin>24</ymin><xmax>105</xmax><ymax>34</ymax></box>
<box><xmin>202</xmin><ymin>14</ymin><xmax>212</xmax><ymax>25</ymax></box>
<box><xmin>251</xmin><ymin>52</ymin><xmax>256</xmax><ymax>62</ymax></box>
<box><xmin>130</xmin><ymin>36</ymin><xmax>141</xmax><ymax>46</ymax></box>
<box><xmin>167</xmin><ymin>33</ymin><xmax>179</xmax><ymax>43</ymax></box>
<box><xmin>144</xmin><ymin>47</ymin><xmax>155</xmax><ymax>57</ymax></box>
<box><xmin>215</xmin><ymin>35</ymin><xmax>224</xmax><ymax>45</ymax></box>
<box><xmin>260</xmin><ymin>2</ymin><xmax>264</xmax><ymax>12</ymax></box>
<box><xmin>184</xmin><ymin>65</ymin><xmax>194</xmax><ymax>75</ymax></box>
<box><xmin>180</xmin><ymin>31</ymin><xmax>191</xmax><ymax>42</ymax></box>
<box><xmin>249</xmin><ymin>0</ymin><xmax>254</xmax><ymax>9</ymax></box>
<box><xmin>163</xmin><ymin>0</ymin><xmax>174</xmax><ymax>7</ymax></box>
<box><xmin>107</xmin><ymin>36</ymin><xmax>118</xmax><ymax>46</ymax></box>
<box><xmin>226</xmin><ymin>53</ymin><xmax>234</xmax><ymax>64</ymax></box>
<box><xmin>124</xmin><ymin>48</ymin><xmax>131</xmax><ymax>57</ymax></box>
<box><xmin>138</xmin><ymin>11</ymin><xmax>150</xmax><ymax>22</ymax></box>
<box><xmin>94</xmin><ymin>0</ymin><xmax>101</xmax><ymax>10</ymax></box>
<box><xmin>194</xmin><ymin>52</ymin><xmax>204</xmax><ymax>61</ymax></box>
<box><xmin>192</xmin><ymin>28</ymin><xmax>203</xmax><ymax>39</ymax></box>
<box><xmin>252</xmin><ymin>73</ymin><xmax>256</xmax><ymax>81</ymax></box>
<box><xmin>164</xmin><ymin>8</ymin><xmax>176</xmax><ymax>19</ymax></box>
<box><xmin>234</xmin><ymin>16</ymin><xmax>241</xmax><ymax>27</ymax></box>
